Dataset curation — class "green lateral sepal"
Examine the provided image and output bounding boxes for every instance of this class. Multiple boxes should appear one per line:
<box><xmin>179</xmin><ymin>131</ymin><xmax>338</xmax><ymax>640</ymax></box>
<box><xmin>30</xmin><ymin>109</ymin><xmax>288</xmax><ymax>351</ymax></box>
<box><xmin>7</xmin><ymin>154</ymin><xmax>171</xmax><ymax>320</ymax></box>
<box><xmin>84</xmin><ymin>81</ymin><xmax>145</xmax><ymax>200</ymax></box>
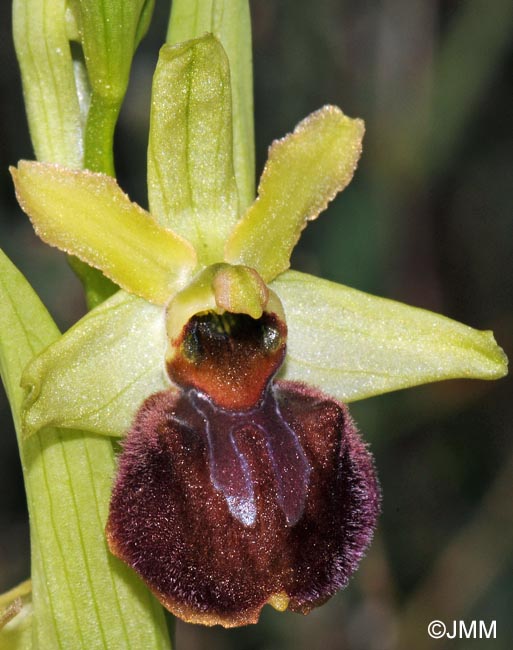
<box><xmin>272</xmin><ymin>270</ymin><xmax>508</xmax><ymax>402</ymax></box>
<box><xmin>22</xmin><ymin>291</ymin><xmax>171</xmax><ymax>439</ymax></box>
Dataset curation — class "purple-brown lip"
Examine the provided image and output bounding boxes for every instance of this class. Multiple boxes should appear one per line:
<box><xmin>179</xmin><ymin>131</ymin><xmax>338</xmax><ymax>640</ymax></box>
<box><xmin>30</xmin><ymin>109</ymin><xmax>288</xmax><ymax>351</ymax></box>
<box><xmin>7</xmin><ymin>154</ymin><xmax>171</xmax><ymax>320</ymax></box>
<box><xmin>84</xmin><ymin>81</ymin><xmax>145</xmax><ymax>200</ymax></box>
<box><xmin>106</xmin><ymin>310</ymin><xmax>380</xmax><ymax>627</ymax></box>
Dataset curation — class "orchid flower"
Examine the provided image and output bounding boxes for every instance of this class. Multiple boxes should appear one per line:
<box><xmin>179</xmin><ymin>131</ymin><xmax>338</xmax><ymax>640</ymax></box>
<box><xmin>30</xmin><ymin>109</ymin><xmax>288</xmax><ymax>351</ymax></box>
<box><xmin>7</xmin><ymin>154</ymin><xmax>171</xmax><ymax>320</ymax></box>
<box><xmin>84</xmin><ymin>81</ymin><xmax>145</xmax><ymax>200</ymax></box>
<box><xmin>11</xmin><ymin>34</ymin><xmax>507</xmax><ymax>628</ymax></box>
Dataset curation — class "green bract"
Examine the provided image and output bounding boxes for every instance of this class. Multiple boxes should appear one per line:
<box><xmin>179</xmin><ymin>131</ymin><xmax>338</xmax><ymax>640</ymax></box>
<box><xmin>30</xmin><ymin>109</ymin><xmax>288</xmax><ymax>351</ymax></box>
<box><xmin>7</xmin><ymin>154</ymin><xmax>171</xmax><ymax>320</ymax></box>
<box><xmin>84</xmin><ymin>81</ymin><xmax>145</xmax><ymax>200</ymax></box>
<box><xmin>13</xmin><ymin>0</ymin><xmax>84</xmax><ymax>168</ymax></box>
<box><xmin>12</xmin><ymin>34</ymin><xmax>507</xmax><ymax>442</ymax></box>
<box><xmin>0</xmin><ymin>251</ymin><xmax>170</xmax><ymax>650</ymax></box>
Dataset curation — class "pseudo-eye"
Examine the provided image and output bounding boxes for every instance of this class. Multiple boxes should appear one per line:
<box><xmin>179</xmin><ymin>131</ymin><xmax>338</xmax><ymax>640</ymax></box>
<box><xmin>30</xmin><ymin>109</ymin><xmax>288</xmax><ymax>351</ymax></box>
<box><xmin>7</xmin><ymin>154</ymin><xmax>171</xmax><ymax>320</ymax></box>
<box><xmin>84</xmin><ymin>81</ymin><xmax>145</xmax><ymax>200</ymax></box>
<box><xmin>106</xmin><ymin>291</ymin><xmax>380</xmax><ymax>627</ymax></box>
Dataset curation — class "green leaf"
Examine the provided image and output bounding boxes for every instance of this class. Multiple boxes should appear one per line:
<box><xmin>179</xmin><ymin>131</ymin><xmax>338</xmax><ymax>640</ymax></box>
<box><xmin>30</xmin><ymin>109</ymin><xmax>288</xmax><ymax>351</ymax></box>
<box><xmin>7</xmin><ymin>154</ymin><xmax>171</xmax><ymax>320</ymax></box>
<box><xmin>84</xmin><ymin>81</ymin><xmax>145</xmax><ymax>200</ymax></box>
<box><xmin>22</xmin><ymin>291</ymin><xmax>170</xmax><ymax>439</ymax></box>
<box><xmin>272</xmin><ymin>270</ymin><xmax>508</xmax><ymax>402</ymax></box>
<box><xmin>13</xmin><ymin>0</ymin><xmax>83</xmax><ymax>167</ymax></box>
<box><xmin>12</xmin><ymin>161</ymin><xmax>197</xmax><ymax>305</ymax></box>
<box><xmin>148</xmin><ymin>35</ymin><xmax>239</xmax><ymax>264</ymax></box>
<box><xmin>225</xmin><ymin>106</ymin><xmax>364</xmax><ymax>282</ymax></box>
<box><xmin>0</xmin><ymin>250</ymin><xmax>171</xmax><ymax>649</ymax></box>
<box><xmin>167</xmin><ymin>0</ymin><xmax>255</xmax><ymax>210</ymax></box>
<box><xmin>69</xmin><ymin>0</ymin><xmax>155</xmax><ymax>173</ymax></box>
<box><xmin>82</xmin><ymin>94</ymin><xmax>120</xmax><ymax>176</ymax></box>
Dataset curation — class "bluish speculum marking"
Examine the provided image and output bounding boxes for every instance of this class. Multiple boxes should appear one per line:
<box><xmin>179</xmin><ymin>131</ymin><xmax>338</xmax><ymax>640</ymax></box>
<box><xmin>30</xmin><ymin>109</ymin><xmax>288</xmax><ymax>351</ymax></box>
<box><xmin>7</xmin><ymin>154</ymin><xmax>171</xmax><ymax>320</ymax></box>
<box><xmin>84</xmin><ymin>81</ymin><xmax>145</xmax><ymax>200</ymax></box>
<box><xmin>167</xmin><ymin>310</ymin><xmax>312</xmax><ymax>526</ymax></box>
<box><xmin>186</xmin><ymin>386</ymin><xmax>311</xmax><ymax>526</ymax></box>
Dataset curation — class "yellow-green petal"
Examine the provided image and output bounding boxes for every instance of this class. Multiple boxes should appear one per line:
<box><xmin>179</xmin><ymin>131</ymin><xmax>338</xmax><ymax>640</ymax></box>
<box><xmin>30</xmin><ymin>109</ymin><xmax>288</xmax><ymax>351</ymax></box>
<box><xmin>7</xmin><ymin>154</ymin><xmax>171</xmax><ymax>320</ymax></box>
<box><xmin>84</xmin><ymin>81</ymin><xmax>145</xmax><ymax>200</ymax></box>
<box><xmin>225</xmin><ymin>106</ymin><xmax>364</xmax><ymax>282</ymax></box>
<box><xmin>168</xmin><ymin>0</ymin><xmax>255</xmax><ymax>210</ymax></box>
<box><xmin>272</xmin><ymin>270</ymin><xmax>508</xmax><ymax>402</ymax></box>
<box><xmin>148</xmin><ymin>35</ymin><xmax>238</xmax><ymax>264</ymax></box>
<box><xmin>22</xmin><ymin>291</ymin><xmax>171</xmax><ymax>439</ymax></box>
<box><xmin>12</xmin><ymin>161</ymin><xmax>197</xmax><ymax>304</ymax></box>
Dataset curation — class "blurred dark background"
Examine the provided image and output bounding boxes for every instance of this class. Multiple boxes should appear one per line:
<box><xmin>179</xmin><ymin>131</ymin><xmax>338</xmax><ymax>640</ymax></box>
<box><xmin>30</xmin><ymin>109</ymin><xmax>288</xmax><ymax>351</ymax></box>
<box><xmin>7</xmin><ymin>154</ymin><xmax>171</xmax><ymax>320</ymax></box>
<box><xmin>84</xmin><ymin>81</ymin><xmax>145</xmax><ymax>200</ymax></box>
<box><xmin>1</xmin><ymin>1</ymin><xmax>512</xmax><ymax>648</ymax></box>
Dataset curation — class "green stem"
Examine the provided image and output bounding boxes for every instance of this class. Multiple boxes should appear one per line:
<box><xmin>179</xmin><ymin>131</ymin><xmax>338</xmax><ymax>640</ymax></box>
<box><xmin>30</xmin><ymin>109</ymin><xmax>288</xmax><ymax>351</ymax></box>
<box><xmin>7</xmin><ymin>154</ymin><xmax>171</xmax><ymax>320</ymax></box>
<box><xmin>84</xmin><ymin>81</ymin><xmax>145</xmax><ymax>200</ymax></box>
<box><xmin>84</xmin><ymin>92</ymin><xmax>120</xmax><ymax>176</ymax></box>
<box><xmin>78</xmin><ymin>92</ymin><xmax>123</xmax><ymax>304</ymax></box>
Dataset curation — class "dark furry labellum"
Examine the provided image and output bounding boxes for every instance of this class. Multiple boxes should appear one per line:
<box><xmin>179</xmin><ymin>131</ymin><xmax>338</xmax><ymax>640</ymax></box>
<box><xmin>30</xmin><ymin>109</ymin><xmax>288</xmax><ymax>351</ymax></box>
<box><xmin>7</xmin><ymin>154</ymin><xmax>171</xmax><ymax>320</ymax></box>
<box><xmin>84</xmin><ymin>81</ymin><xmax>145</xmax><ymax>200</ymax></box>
<box><xmin>106</xmin><ymin>311</ymin><xmax>380</xmax><ymax>627</ymax></box>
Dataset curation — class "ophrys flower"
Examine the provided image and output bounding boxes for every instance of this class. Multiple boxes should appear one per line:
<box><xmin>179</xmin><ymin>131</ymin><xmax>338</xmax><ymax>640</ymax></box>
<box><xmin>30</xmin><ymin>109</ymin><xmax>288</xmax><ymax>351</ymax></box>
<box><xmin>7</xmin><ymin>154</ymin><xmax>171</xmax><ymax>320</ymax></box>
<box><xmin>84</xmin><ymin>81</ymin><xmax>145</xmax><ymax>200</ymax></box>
<box><xmin>11</xmin><ymin>34</ymin><xmax>507</xmax><ymax>626</ymax></box>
